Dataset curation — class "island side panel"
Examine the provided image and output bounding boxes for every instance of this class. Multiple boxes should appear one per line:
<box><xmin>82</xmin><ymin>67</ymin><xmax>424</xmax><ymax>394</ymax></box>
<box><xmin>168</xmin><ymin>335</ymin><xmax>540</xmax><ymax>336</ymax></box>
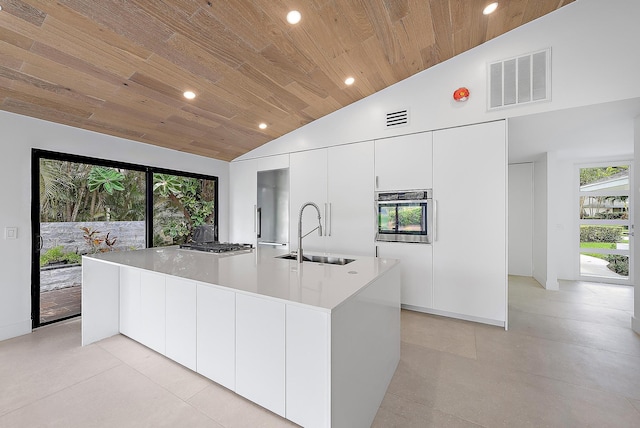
<box><xmin>81</xmin><ymin>258</ymin><xmax>120</xmax><ymax>346</ymax></box>
<box><xmin>330</xmin><ymin>264</ymin><xmax>401</xmax><ymax>428</ymax></box>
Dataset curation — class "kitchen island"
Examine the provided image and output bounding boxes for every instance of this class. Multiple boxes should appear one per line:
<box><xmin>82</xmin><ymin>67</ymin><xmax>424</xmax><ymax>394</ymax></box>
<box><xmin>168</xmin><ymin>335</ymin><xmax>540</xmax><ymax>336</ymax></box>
<box><xmin>82</xmin><ymin>246</ymin><xmax>400</xmax><ymax>428</ymax></box>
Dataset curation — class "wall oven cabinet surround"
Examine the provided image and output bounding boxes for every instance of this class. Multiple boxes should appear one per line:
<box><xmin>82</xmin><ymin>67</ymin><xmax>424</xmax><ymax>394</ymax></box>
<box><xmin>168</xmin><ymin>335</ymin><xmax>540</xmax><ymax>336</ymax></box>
<box><xmin>376</xmin><ymin>189</ymin><xmax>432</xmax><ymax>243</ymax></box>
<box><xmin>375</xmin><ymin>132</ymin><xmax>433</xmax><ymax>191</ymax></box>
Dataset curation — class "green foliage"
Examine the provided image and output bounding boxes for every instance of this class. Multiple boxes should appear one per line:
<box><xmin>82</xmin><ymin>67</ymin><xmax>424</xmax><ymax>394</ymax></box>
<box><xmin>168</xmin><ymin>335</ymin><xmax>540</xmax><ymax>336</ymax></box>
<box><xmin>398</xmin><ymin>207</ymin><xmax>422</xmax><ymax>226</ymax></box>
<box><xmin>605</xmin><ymin>255</ymin><xmax>629</xmax><ymax>276</ymax></box>
<box><xmin>87</xmin><ymin>166</ymin><xmax>125</xmax><ymax>194</ymax></box>
<box><xmin>580</xmin><ymin>166</ymin><xmax>628</xmax><ymax>186</ymax></box>
<box><xmin>40</xmin><ymin>246</ymin><xmax>81</xmax><ymax>267</ymax></box>
<box><xmin>153</xmin><ymin>174</ymin><xmax>215</xmax><ymax>245</ymax></box>
<box><xmin>580</xmin><ymin>225</ymin><xmax>623</xmax><ymax>243</ymax></box>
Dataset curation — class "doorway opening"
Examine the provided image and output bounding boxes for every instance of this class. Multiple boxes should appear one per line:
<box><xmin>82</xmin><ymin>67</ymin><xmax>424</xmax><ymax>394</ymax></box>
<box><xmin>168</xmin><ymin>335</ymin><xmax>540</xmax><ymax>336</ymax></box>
<box><xmin>578</xmin><ymin>163</ymin><xmax>632</xmax><ymax>285</ymax></box>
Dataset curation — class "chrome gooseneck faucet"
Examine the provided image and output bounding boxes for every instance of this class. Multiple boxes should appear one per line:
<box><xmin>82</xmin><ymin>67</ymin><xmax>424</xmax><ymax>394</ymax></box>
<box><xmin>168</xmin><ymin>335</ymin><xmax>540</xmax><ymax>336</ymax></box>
<box><xmin>297</xmin><ymin>202</ymin><xmax>323</xmax><ymax>263</ymax></box>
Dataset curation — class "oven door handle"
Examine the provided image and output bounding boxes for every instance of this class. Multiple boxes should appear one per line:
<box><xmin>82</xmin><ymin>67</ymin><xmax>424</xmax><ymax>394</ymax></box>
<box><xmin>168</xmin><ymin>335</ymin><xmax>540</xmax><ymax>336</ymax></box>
<box><xmin>376</xmin><ymin>199</ymin><xmax>428</xmax><ymax>205</ymax></box>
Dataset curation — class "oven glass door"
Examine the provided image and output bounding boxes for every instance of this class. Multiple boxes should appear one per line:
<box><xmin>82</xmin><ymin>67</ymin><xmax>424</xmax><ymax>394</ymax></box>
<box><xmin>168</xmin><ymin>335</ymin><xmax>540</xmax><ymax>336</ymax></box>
<box><xmin>377</xmin><ymin>201</ymin><xmax>430</xmax><ymax>243</ymax></box>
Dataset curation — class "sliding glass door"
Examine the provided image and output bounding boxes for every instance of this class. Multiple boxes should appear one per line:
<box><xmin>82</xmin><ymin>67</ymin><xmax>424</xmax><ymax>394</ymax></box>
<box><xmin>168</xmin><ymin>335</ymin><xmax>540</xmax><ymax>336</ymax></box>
<box><xmin>32</xmin><ymin>150</ymin><xmax>218</xmax><ymax>328</ymax></box>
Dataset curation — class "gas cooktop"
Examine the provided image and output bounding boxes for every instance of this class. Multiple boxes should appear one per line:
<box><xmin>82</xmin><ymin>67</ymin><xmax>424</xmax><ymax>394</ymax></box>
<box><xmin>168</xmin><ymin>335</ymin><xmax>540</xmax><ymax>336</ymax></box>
<box><xmin>179</xmin><ymin>242</ymin><xmax>253</xmax><ymax>253</ymax></box>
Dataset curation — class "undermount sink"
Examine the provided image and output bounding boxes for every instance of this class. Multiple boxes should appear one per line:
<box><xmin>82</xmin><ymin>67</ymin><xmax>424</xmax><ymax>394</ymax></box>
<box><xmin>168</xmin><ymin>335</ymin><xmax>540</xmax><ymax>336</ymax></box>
<box><xmin>276</xmin><ymin>253</ymin><xmax>356</xmax><ymax>265</ymax></box>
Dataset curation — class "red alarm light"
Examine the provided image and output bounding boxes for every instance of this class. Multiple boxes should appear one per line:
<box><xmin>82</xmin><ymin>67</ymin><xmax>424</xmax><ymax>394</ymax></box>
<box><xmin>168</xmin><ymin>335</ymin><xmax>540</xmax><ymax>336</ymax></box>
<box><xmin>453</xmin><ymin>87</ymin><xmax>470</xmax><ymax>102</ymax></box>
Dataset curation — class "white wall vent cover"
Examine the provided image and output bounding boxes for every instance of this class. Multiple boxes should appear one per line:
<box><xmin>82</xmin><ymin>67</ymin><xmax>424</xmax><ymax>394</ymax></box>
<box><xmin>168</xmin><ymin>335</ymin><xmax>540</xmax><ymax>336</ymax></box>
<box><xmin>386</xmin><ymin>109</ymin><xmax>409</xmax><ymax>128</ymax></box>
<box><xmin>488</xmin><ymin>48</ymin><xmax>551</xmax><ymax>110</ymax></box>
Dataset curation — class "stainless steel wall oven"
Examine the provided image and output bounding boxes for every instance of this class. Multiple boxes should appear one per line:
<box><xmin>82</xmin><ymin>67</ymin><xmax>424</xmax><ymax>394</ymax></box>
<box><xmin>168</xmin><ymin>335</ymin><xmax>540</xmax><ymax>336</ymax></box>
<box><xmin>375</xmin><ymin>189</ymin><xmax>433</xmax><ymax>243</ymax></box>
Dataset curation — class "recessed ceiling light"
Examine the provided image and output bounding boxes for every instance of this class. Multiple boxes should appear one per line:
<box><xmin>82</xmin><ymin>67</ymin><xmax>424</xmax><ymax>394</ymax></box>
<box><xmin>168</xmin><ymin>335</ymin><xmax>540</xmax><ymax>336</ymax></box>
<box><xmin>287</xmin><ymin>10</ymin><xmax>301</xmax><ymax>25</ymax></box>
<box><xmin>183</xmin><ymin>91</ymin><xmax>196</xmax><ymax>100</ymax></box>
<box><xmin>483</xmin><ymin>2</ymin><xmax>498</xmax><ymax>15</ymax></box>
<box><xmin>345</xmin><ymin>77</ymin><xmax>355</xmax><ymax>86</ymax></box>
<box><xmin>258</xmin><ymin>123</ymin><xmax>267</xmax><ymax>130</ymax></box>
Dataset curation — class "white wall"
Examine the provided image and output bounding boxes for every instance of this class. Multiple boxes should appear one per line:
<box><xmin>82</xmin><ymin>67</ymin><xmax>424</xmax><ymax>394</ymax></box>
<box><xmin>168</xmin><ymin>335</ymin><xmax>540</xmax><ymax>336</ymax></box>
<box><xmin>0</xmin><ymin>111</ymin><xmax>229</xmax><ymax>341</ymax></box>
<box><xmin>633</xmin><ymin>116</ymin><xmax>640</xmax><ymax>335</ymax></box>
<box><xmin>508</xmin><ymin>163</ymin><xmax>533</xmax><ymax>276</ymax></box>
<box><xmin>533</xmin><ymin>155</ymin><xmax>548</xmax><ymax>288</ymax></box>
<box><xmin>236</xmin><ymin>0</ymin><xmax>640</xmax><ymax>161</ymax></box>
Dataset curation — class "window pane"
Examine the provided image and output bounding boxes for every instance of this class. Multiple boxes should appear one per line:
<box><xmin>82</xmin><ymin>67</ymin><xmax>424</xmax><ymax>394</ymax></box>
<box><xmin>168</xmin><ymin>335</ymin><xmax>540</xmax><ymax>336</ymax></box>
<box><xmin>579</xmin><ymin>166</ymin><xmax>629</xmax><ymax>190</ymax></box>
<box><xmin>580</xmin><ymin>253</ymin><xmax>628</xmax><ymax>278</ymax></box>
<box><xmin>580</xmin><ymin>225</ymin><xmax>628</xmax><ymax>247</ymax></box>
<box><xmin>378</xmin><ymin>206</ymin><xmax>396</xmax><ymax>233</ymax></box>
<box><xmin>579</xmin><ymin>195</ymin><xmax>629</xmax><ymax>219</ymax></box>
<box><xmin>153</xmin><ymin>173</ymin><xmax>216</xmax><ymax>246</ymax></box>
<box><xmin>397</xmin><ymin>205</ymin><xmax>425</xmax><ymax>232</ymax></box>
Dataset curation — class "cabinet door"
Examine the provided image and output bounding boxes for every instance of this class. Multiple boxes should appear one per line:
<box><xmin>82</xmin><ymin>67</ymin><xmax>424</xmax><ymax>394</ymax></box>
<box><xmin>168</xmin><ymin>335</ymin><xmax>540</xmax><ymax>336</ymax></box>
<box><xmin>165</xmin><ymin>276</ymin><xmax>197</xmax><ymax>371</ymax></box>
<box><xmin>289</xmin><ymin>149</ymin><xmax>328</xmax><ymax>253</ymax></box>
<box><xmin>119</xmin><ymin>266</ymin><xmax>141</xmax><ymax>341</ymax></box>
<box><xmin>236</xmin><ymin>293</ymin><xmax>285</xmax><ymax>417</ymax></box>
<box><xmin>375</xmin><ymin>132</ymin><xmax>433</xmax><ymax>191</ymax></box>
<box><xmin>432</xmin><ymin>121</ymin><xmax>507</xmax><ymax>323</ymax></box>
<box><xmin>376</xmin><ymin>242</ymin><xmax>433</xmax><ymax>308</ymax></box>
<box><xmin>196</xmin><ymin>284</ymin><xmax>236</xmax><ymax>391</ymax></box>
<box><xmin>286</xmin><ymin>305</ymin><xmax>330</xmax><ymax>427</ymax></box>
<box><xmin>327</xmin><ymin>142</ymin><xmax>375</xmax><ymax>256</ymax></box>
<box><xmin>139</xmin><ymin>270</ymin><xmax>166</xmax><ymax>354</ymax></box>
<box><xmin>230</xmin><ymin>159</ymin><xmax>258</xmax><ymax>245</ymax></box>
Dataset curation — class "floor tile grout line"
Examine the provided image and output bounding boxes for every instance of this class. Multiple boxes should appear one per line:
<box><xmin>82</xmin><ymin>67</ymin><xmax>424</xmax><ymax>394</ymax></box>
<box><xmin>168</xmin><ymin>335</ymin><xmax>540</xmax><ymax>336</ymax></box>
<box><xmin>0</xmin><ymin>360</ymin><xmax>125</xmax><ymax>420</ymax></box>
<box><xmin>95</xmin><ymin>335</ymin><xmax>229</xmax><ymax>425</ymax></box>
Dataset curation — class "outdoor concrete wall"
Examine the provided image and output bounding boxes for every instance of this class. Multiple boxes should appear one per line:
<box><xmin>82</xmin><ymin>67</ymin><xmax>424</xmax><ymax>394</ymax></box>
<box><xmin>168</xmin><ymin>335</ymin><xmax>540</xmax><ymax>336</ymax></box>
<box><xmin>41</xmin><ymin>221</ymin><xmax>146</xmax><ymax>254</ymax></box>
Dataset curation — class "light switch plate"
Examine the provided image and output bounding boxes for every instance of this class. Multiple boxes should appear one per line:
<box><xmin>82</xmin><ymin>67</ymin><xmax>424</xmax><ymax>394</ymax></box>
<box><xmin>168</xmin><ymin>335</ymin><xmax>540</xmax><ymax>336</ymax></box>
<box><xmin>5</xmin><ymin>227</ymin><xmax>17</xmax><ymax>239</ymax></box>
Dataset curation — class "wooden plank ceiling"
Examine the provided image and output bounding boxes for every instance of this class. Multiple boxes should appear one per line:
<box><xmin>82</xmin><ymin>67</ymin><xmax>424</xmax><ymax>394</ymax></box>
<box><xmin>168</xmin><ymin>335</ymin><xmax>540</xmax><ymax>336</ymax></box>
<box><xmin>0</xmin><ymin>0</ymin><xmax>574</xmax><ymax>161</ymax></box>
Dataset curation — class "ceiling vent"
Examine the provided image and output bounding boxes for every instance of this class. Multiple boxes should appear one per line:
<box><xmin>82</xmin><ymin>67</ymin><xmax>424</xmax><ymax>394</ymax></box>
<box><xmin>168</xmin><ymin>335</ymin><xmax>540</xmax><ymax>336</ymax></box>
<box><xmin>488</xmin><ymin>48</ymin><xmax>551</xmax><ymax>110</ymax></box>
<box><xmin>386</xmin><ymin>109</ymin><xmax>409</xmax><ymax>128</ymax></box>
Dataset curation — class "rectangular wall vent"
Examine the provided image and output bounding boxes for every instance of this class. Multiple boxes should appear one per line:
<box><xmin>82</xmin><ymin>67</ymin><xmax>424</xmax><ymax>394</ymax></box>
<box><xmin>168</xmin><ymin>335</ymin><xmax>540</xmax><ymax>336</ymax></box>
<box><xmin>488</xmin><ymin>48</ymin><xmax>551</xmax><ymax>110</ymax></box>
<box><xmin>386</xmin><ymin>109</ymin><xmax>409</xmax><ymax>127</ymax></box>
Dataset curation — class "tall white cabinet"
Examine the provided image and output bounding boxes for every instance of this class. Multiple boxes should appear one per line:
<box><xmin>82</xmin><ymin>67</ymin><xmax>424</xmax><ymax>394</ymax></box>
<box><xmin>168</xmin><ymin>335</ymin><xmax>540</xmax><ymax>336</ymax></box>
<box><xmin>432</xmin><ymin>120</ymin><xmax>507</xmax><ymax>325</ymax></box>
<box><xmin>374</xmin><ymin>132</ymin><xmax>433</xmax><ymax>190</ymax></box>
<box><xmin>290</xmin><ymin>142</ymin><xmax>375</xmax><ymax>256</ymax></box>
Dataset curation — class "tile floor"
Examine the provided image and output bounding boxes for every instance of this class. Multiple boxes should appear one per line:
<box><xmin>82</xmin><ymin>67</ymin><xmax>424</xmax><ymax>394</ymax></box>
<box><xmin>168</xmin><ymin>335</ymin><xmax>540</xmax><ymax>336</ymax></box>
<box><xmin>1</xmin><ymin>276</ymin><xmax>639</xmax><ymax>427</ymax></box>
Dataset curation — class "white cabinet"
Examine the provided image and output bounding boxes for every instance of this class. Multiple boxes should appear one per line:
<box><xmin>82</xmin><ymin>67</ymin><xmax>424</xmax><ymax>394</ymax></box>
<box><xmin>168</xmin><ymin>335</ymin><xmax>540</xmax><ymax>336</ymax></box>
<box><xmin>375</xmin><ymin>132</ymin><xmax>433</xmax><ymax>191</ymax></box>
<box><xmin>235</xmin><ymin>293</ymin><xmax>286</xmax><ymax>417</ymax></box>
<box><xmin>376</xmin><ymin>242</ymin><xmax>433</xmax><ymax>308</ymax></box>
<box><xmin>139</xmin><ymin>270</ymin><xmax>166</xmax><ymax>354</ymax></box>
<box><xmin>290</xmin><ymin>149</ymin><xmax>328</xmax><ymax>252</ymax></box>
<box><xmin>119</xmin><ymin>266</ymin><xmax>142</xmax><ymax>341</ymax></box>
<box><xmin>290</xmin><ymin>142</ymin><xmax>374</xmax><ymax>255</ymax></box>
<box><xmin>327</xmin><ymin>143</ymin><xmax>375</xmax><ymax>255</ymax></box>
<box><xmin>229</xmin><ymin>159</ymin><xmax>258</xmax><ymax>245</ymax></box>
<box><xmin>432</xmin><ymin>121</ymin><xmax>507</xmax><ymax>324</ymax></box>
<box><xmin>196</xmin><ymin>283</ymin><xmax>236</xmax><ymax>390</ymax></box>
<box><xmin>165</xmin><ymin>276</ymin><xmax>197</xmax><ymax>371</ymax></box>
<box><xmin>285</xmin><ymin>305</ymin><xmax>330</xmax><ymax>428</ymax></box>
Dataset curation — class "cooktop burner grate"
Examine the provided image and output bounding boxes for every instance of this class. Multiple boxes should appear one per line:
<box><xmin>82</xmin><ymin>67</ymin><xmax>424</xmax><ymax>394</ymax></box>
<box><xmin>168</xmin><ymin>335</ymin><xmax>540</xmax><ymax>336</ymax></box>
<box><xmin>179</xmin><ymin>242</ymin><xmax>253</xmax><ymax>253</ymax></box>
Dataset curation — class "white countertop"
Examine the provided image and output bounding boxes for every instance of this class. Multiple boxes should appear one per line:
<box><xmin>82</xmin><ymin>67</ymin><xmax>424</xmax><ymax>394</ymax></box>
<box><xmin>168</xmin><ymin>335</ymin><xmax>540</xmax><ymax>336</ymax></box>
<box><xmin>86</xmin><ymin>246</ymin><xmax>399</xmax><ymax>311</ymax></box>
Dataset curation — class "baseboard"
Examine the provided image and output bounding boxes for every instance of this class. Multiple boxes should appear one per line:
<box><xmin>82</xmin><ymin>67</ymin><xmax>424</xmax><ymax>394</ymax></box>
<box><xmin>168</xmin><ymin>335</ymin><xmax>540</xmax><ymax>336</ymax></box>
<box><xmin>632</xmin><ymin>316</ymin><xmax>640</xmax><ymax>335</ymax></box>
<box><xmin>401</xmin><ymin>304</ymin><xmax>506</xmax><ymax>328</ymax></box>
<box><xmin>0</xmin><ymin>319</ymin><xmax>32</xmax><ymax>342</ymax></box>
